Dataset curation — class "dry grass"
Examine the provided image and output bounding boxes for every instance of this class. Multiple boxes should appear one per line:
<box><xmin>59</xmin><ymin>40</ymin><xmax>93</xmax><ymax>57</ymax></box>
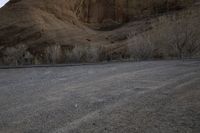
<box><xmin>45</xmin><ymin>45</ymin><xmax>62</xmax><ymax>64</ymax></box>
<box><xmin>127</xmin><ymin>32</ymin><xmax>154</xmax><ymax>60</ymax></box>
<box><xmin>64</xmin><ymin>44</ymin><xmax>100</xmax><ymax>63</ymax></box>
<box><xmin>127</xmin><ymin>7</ymin><xmax>200</xmax><ymax>60</ymax></box>
<box><xmin>0</xmin><ymin>0</ymin><xmax>198</xmax><ymax>65</ymax></box>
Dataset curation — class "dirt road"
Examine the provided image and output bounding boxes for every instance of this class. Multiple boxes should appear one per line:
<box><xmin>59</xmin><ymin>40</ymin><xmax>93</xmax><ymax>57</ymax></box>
<box><xmin>0</xmin><ymin>60</ymin><xmax>200</xmax><ymax>133</ymax></box>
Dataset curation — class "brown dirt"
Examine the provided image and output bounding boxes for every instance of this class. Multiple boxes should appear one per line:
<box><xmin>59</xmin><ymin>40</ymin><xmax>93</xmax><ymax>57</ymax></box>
<box><xmin>0</xmin><ymin>0</ymin><xmax>198</xmax><ymax>65</ymax></box>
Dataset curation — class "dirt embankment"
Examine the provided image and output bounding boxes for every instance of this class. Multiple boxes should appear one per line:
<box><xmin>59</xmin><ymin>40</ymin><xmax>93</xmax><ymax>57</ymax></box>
<box><xmin>0</xmin><ymin>0</ymin><xmax>197</xmax><ymax>65</ymax></box>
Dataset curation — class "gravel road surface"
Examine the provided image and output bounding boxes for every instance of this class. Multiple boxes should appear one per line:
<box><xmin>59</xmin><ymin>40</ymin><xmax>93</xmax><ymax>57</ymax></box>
<box><xmin>0</xmin><ymin>60</ymin><xmax>200</xmax><ymax>133</ymax></box>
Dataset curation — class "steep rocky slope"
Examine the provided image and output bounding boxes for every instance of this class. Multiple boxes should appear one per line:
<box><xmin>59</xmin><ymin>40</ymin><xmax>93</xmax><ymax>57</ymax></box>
<box><xmin>0</xmin><ymin>0</ymin><xmax>197</xmax><ymax>65</ymax></box>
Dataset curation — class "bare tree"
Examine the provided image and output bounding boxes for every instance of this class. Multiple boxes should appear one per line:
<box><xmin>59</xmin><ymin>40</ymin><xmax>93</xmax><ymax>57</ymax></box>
<box><xmin>127</xmin><ymin>32</ymin><xmax>154</xmax><ymax>60</ymax></box>
<box><xmin>46</xmin><ymin>44</ymin><xmax>61</xmax><ymax>64</ymax></box>
<box><xmin>64</xmin><ymin>44</ymin><xmax>99</xmax><ymax>63</ymax></box>
<box><xmin>166</xmin><ymin>20</ymin><xmax>200</xmax><ymax>59</ymax></box>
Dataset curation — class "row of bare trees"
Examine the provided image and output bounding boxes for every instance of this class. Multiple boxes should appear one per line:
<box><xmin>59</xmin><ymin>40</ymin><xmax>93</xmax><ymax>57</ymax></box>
<box><xmin>127</xmin><ymin>17</ymin><xmax>200</xmax><ymax>60</ymax></box>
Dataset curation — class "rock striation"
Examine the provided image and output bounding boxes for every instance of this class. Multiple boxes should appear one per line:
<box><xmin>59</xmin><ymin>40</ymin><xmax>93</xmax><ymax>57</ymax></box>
<box><xmin>0</xmin><ymin>0</ymin><xmax>194</xmax><ymax>65</ymax></box>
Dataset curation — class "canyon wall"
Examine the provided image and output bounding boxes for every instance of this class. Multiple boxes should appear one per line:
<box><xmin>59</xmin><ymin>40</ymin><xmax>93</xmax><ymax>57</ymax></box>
<box><xmin>75</xmin><ymin>0</ymin><xmax>192</xmax><ymax>28</ymax></box>
<box><xmin>0</xmin><ymin>0</ymin><xmax>194</xmax><ymax>65</ymax></box>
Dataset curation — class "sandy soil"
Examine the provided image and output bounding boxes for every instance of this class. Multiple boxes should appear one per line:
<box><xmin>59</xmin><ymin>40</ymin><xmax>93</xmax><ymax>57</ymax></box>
<box><xmin>0</xmin><ymin>60</ymin><xmax>200</xmax><ymax>133</ymax></box>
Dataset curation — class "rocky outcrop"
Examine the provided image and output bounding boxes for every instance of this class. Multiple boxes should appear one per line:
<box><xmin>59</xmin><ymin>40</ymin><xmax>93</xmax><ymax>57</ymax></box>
<box><xmin>76</xmin><ymin>0</ymin><xmax>193</xmax><ymax>28</ymax></box>
<box><xmin>0</xmin><ymin>0</ymin><xmax>194</xmax><ymax>65</ymax></box>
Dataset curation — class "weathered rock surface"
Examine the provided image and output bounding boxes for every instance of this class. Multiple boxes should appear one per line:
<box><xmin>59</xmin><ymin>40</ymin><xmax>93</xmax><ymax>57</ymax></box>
<box><xmin>77</xmin><ymin>0</ymin><xmax>192</xmax><ymax>27</ymax></box>
<box><xmin>0</xmin><ymin>0</ymin><xmax>195</xmax><ymax>65</ymax></box>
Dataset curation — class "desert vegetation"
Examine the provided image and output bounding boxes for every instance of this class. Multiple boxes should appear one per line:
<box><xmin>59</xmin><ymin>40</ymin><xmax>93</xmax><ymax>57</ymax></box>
<box><xmin>45</xmin><ymin>45</ymin><xmax>62</xmax><ymax>64</ymax></box>
<box><xmin>64</xmin><ymin>17</ymin><xmax>200</xmax><ymax>62</ymax></box>
<box><xmin>1</xmin><ymin>15</ymin><xmax>199</xmax><ymax>65</ymax></box>
<box><xmin>127</xmin><ymin>32</ymin><xmax>154</xmax><ymax>60</ymax></box>
<box><xmin>127</xmin><ymin>9</ymin><xmax>200</xmax><ymax>60</ymax></box>
<box><xmin>0</xmin><ymin>0</ymin><xmax>199</xmax><ymax>66</ymax></box>
<box><xmin>64</xmin><ymin>45</ymin><xmax>99</xmax><ymax>63</ymax></box>
<box><xmin>63</xmin><ymin>6</ymin><xmax>200</xmax><ymax>62</ymax></box>
<box><xmin>162</xmin><ymin>20</ymin><xmax>200</xmax><ymax>59</ymax></box>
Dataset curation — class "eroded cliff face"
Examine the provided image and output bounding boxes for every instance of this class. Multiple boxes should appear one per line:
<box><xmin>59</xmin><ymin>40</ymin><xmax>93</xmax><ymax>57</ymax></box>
<box><xmin>0</xmin><ymin>0</ymin><xmax>194</xmax><ymax>65</ymax></box>
<box><xmin>75</xmin><ymin>0</ymin><xmax>128</xmax><ymax>28</ymax></box>
<box><xmin>75</xmin><ymin>0</ymin><xmax>193</xmax><ymax>28</ymax></box>
<box><xmin>6</xmin><ymin>0</ymin><xmax>192</xmax><ymax>28</ymax></box>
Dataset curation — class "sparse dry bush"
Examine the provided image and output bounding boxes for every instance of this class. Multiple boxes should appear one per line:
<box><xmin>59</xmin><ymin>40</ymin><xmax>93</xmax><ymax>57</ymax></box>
<box><xmin>167</xmin><ymin>20</ymin><xmax>200</xmax><ymax>59</ymax></box>
<box><xmin>127</xmin><ymin>32</ymin><xmax>155</xmax><ymax>60</ymax></box>
<box><xmin>64</xmin><ymin>44</ymin><xmax>100</xmax><ymax>63</ymax></box>
<box><xmin>151</xmin><ymin>17</ymin><xmax>200</xmax><ymax>59</ymax></box>
<box><xmin>45</xmin><ymin>45</ymin><xmax>62</xmax><ymax>64</ymax></box>
<box><xmin>95</xmin><ymin>45</ymin><xmax>110</xmax><ymax>61</ymax></box>
<box><xmin>129</xmin><ymin>11</ymin><xmax>200</xmax><ymax>60</ymax></box>
<box><xmin>1</xmin><ymin>44</ymin><xmax>30</xmax><ymax>65</ymax></box>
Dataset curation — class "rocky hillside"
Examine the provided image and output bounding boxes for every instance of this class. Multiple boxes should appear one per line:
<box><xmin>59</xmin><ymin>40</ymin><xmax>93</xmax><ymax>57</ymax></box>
<box><xmin>0</xmin><ymin>0</ymin><xmax>198</xmax><ymax>65</ymax></box>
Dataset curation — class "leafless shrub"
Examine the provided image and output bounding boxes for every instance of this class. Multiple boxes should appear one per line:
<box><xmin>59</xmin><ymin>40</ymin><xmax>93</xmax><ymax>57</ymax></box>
<box><xmin>153</xmin><ymin>18</ymin><xmax>200</xmax><ymax>59</ymax></box>
<box><xmin>170</xmin><ymin>21</ymin><xmax>199</xmax><ymax>59</ymax></box>
<box><xmin>127</xmin><ymin>32</ymin><xmax>155</xmax><ymax>60</ymax></box>
<box><xmin>95</xmin><ymin>45</ymin><xmax>110</xmax><ymax>61</ymax></box>
<box><xmin>132</xmin><ymin>12</ymin><xmax>200</xmax><ymax>60</ymax></box>
<box><xmin>64</xmin><ymin>44</ymin><xmax>99</xmax><ymax>63</ymax></box>
<box><xmin>45</xmin><ymin>45</ymin><xmax>62</xmax><ymax>64</ymax></box>
<box><xmin>2</xmin><ymin>44</ymin><xmax>28</xmax><ymax>65</ymax></box>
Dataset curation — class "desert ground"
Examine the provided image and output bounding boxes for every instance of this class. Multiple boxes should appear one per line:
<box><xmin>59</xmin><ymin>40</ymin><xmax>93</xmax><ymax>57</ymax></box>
<box><xmin>0</xmin><ymin>60</ymin><xmax>200</xmax><ymax>133</ymax></box>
